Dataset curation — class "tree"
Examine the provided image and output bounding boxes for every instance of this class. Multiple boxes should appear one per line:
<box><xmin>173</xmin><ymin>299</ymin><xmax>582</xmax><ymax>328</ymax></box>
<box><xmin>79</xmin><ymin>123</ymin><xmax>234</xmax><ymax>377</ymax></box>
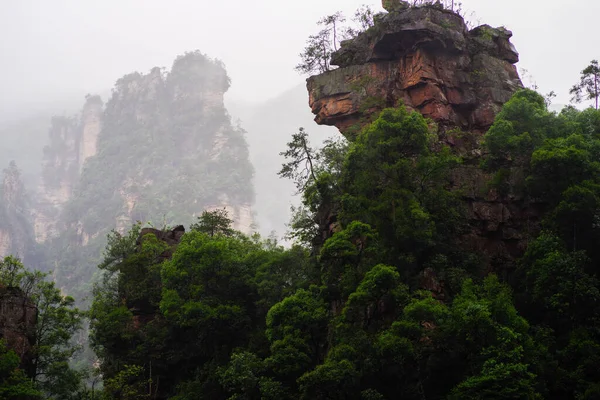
<box><xmin>278</xmin><ymin>128</ymin><xmax>318</xmax><ymax>193</ymax></box>
<box><xmin>296</xmin><ymin>7</ymin><xmax>375</xmax><ymax>75</ymax></box>
<box><xmin>265</xmin><ymin>287</ymin><xmax>329</xmax><ymax>387</ymax></box>
<box><xmin>102</xmin><ymin>364</ymin><xmax>151</xmax><ymax>400</ymax></box>
<box><xmin>280</xmin><ymin>132</ymin><xmax>348</xmax><ymax>245</ymax></box>
<box><xmin>0</xmin><ymin>257</ymin><xmax>83</xmax><ymax>399</ymax></box>
<box><xmin>0</xmin><ymin>340</ymin><xmax>41</xmax><ymax>400</ymax></box>
<box><xmin>340</xmin><ymin>107</ymin><xmax>462</xmax><ymax>267</ymax></box>
<box><xmin>484</xmin><ymin>89</ymin><xmax>552</xmax><ymax>169</ymax></box>
<box><xmin>342</xmin><ymin>5</ymin><xmax>376</xmax><ymax>39</ymax></box>
<box><xmin>190</xmin><ymin>208</ymin><xmax>235</xmax><ymax>237</ymax></box>
<box><xmin>295</xmin><ymin>23</ymin><xmax>337</xmax><ymax>74</ymax></box>
<box><xmin>570</xmin><ymin>60</ymin><xmax>600</xmax><ymax>110</ymax></box>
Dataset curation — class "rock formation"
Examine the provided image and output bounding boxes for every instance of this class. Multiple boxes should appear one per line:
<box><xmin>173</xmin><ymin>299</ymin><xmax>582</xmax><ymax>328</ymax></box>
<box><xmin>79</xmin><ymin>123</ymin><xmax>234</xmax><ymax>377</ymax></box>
<box><xmin>79</xmin><ymin>95</ymin><xmax>103</xmax><ymax>172</ymax></box>
<box><xmin>0</xmin><ymin>285</ymin><xmax>37</xmax><ymax>375</ymax></box>
<box><xmin>306</xmin><ymin>3</ymin><xmax>531</xmax><ymax>270</ymax></box>
<box><xmin>137</xmin><ymin>225</ymin><xmax>185</xmax><ymax>261</ymax></box>
<box><xmin>307</xmin><ymin>2</ymin><xmax>522</xmax><ymax>137</ymax></box>
<box><xmin>39</xmin><ymin>51</ymin><xmax>256</xmax><ymax>300</ymax></box>
<box><xmin>33</xmin><ymin>95</ymin><xmax>104</xmax><ymax>244</ymax></box>
<box><xmin>34</xmin><ymin>117</ymin><xmax>80</xmax><ymax>243</ymax></box>
<box><xmin>0</xmin><ymin>162</ymin><xmax>36</xmax><ymax>263</ymax></box>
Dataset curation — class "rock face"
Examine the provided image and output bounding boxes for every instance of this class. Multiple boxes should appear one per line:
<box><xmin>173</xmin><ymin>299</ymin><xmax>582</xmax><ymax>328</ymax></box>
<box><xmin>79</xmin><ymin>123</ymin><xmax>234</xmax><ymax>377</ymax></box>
<box><xmin>79</xmin><ymin>96</ymin><xmax>103</xmax><ymax>172</ymax></box>
<box><xmin>307</xmin><ymin>4</ymin><xmax>522</xmax><ymax>137</ymax></box>
<box><xmin>34</xmin><ymin>95</ymin><xmax>104</xmax><ymax>244</ymax></box>
<box><xmin>34</xmin><ymin>116</ymin><xmax>80</xmax><ymax>243</ymax></box>
<box><xmin>0</xmin><ymin>285</ymin><xmax>37</xmax><ymax>375</ymax></box>
<box><xmin>448</xmin><ymin>154</ymin><xmax>544</xmax><ymax>271</ymax></box>
<box><xmin>0</xmin><ymin>162</ymin><xmax>35</xmax><ymax>263</ymax></box>
<box><xmin>306</xmin><ymin>4</ymin><xmax>531</xmax><ymax>271</ymax></box>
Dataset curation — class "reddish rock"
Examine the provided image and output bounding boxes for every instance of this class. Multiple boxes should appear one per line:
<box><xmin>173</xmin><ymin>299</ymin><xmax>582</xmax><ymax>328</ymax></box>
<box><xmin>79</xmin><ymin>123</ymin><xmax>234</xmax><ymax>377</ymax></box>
<box><xmin>307</xmin><ymin>5</ymin><xmax>522</xmax><ymax>137</ymax></box>
<box><xmin>304</xmin><ymin>5</ymin><xmax>535</xmax><ymax>270</ymax></box>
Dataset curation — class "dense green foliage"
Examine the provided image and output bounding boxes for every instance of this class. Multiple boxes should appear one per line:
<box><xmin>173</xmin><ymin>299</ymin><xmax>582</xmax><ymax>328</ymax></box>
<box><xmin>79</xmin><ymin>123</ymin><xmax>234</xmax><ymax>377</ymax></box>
<box><xmin>84</xmin><ymin>93</ymin><xmax>600</xmax><ymax>399</ymax></box>
<box><xmin>0</xmin><ymin>340</ymin><xmax>41</xmax><ymax>399</ymax></box>
<box><xmin>5</xmin><ymin>48</ymin><xmax>600</xmax><ymax>398</ymax></box>
<box><xmin>0</xmin><ymin>256</ymin><xmax>85</xmax><ymax>399</ymax></box>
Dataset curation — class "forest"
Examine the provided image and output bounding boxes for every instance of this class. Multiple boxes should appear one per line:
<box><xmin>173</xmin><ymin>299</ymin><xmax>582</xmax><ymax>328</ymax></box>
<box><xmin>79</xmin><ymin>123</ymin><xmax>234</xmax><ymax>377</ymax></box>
<box><xmin>3</xmin><ymin>1</ymin><xmax>600</xmax><ymax>399</ymax></box>
<box><xmin>3</xmin><ymin>87</ymin><xmax>600</xmax><ymax>399</ymax></box>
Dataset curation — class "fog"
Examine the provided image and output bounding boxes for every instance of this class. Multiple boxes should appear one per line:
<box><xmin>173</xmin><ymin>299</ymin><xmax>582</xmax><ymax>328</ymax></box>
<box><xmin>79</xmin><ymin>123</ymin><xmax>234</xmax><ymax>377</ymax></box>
<box><xmin>1</xmin><ymin>0</ymin><xmax>598</xmax><ymax>237</ymax></box>
<box><xmin>2</xmin><ymin>0</ymin><xmax>597</xmax><ymax>110</ymax></box>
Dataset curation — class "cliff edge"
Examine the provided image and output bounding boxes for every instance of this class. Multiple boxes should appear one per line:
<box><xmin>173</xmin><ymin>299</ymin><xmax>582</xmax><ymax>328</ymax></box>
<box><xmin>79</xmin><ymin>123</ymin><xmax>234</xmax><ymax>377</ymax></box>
<box><xmin>305</xmin><ymin>2</ymin><xmax>534</xmax><ymax>271</ymax></box>
<box><xmin>307</xmin><ymin>1</ymin><xmax>522</xmax><ymax>137</ymax></box>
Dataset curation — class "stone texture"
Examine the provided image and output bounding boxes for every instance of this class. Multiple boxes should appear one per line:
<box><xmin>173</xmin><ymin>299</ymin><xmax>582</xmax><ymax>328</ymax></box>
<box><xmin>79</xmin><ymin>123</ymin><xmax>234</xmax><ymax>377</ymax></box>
<box><xmin>448</xmin><ymin>159</ymin><xmax>544</xmax><ymax>269</ymax></box>
<box><xmin>307</xmin><ymin>5</ymin><xmax>522</xmax><ymax>137</ymax></box>
<box><xmin>305</xmin><ymin>5</ymin><xmax>535</xmax><ymax>270</ymax></box>
<box><xmin>382</xmin><ymin>0</ymin><xmax>410</xmax><ymax>13</ymax></box>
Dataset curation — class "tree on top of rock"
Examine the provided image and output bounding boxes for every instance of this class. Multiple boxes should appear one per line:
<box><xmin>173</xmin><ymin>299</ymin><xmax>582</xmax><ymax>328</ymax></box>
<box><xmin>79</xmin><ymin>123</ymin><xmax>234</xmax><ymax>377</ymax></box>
<box><xmin>570</xmin><ymin>60</ymin><xmax>600</xmax><ymax>110</ymax></box>
<box><xmin>295</xmin><ymin>13</ymin><xmax>344</xmax><ymax>75</ymax></box>
<box><xmin>295</xmin><ymin>6</ymin><xmax>375</xmax><ymax>75</ymax></box>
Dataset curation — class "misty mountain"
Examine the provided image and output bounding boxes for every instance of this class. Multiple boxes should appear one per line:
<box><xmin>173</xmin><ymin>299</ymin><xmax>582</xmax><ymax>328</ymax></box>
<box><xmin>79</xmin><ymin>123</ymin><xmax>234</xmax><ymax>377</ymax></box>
<box><xmin>226</xmin><ymin>83</ymin><xmax>339</xmax><ymax>239</ymax></box>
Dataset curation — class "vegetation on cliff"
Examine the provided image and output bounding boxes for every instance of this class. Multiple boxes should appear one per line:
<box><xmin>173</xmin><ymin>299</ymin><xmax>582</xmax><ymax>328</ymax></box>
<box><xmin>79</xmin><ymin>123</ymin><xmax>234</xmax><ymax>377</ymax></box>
<box><xmin>42</xmin><ymin>51</ymin><xmax>255</xmax><ymax>305</ymax></box>
<box><xmin>0</xmin><ymin>162</ymin><xmax>41</xmax><ymax>268</ymax></box>
<box><xmin>3</xmin><ymin>3</ymin><xmax>600</xmax><ymax>399</ymax></box>
<box><xmin>81</xmin><ymin>90</ymin><xmax>600</xmax><ymax>399</ymax></box>
<box><xmin>0</xmin><ymin>256</ymin><xmax>85</xmax><ymax>399</ymax></box>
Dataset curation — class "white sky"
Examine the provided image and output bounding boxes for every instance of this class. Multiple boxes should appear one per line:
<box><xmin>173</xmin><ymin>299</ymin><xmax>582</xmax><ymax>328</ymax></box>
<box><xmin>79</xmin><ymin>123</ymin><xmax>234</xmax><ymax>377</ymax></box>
<box><xmin>0</xmin><ymin>0</ymin><xmax>598</xmax><ymax>112</ymax></box>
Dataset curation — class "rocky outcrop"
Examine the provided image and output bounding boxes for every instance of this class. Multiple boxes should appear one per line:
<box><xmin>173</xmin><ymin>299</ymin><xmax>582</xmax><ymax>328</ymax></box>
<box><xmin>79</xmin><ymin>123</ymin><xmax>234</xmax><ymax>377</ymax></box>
<box><xmin>137</xmin><ymin>225</ymin><xmax>185</xmax><ymax>261</ymax></box>
<box><xmin>307</xmin><ymin>3</ymin><xmax>522</xmax><ymax>137</ymax></box>
<box><xmin>305</xmin><ymin>4</ymin><xmax>532</xmax><ymax>269</ymax></box>
<box><xmin>0</xmin><ymin>285</ymin><xmax>37</xmax><ymax>375</ymax></box>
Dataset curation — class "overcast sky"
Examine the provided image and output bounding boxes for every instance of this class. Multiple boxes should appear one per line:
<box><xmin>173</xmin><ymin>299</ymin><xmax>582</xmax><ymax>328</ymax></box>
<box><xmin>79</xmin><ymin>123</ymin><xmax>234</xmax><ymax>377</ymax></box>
<box><xmin>1</xmin><ymin>0</ymin><xmax>598</xmax><ymax>114</ymax></box>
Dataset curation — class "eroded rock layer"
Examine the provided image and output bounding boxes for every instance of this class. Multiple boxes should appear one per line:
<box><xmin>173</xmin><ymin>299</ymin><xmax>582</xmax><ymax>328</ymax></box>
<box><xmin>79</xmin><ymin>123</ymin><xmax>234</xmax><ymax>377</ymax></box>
<box><xmin>307</xmin><ymin>4</ymin><xmax>522</xmax><ymax>137</ymax></box>
<box><xmin>306</xmin><ymin>3</ymin><xmax>530</xmax><ymax>271</ymax></box>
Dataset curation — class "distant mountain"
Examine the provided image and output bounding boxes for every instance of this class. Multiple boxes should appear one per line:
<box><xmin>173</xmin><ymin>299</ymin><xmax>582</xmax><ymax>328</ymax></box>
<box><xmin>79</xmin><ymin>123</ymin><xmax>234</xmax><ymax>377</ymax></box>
<box><xmin>226</xmin><ymin>83</ymin><xmax>340</xmax><ymax>240</ymax></box>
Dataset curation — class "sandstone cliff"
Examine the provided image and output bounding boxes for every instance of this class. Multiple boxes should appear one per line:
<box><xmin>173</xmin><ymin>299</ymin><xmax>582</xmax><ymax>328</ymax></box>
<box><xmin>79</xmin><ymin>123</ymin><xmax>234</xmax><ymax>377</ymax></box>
<box><xmin>33</xmin><ymin>95</ymin><xmax>104</xmax><ymax>244</ymax></box>
<box><xmin>306</xmin><ymin>2</ymin><xmax>531</xmax><ymax>270</ymax></box>
<box><xmin>307</xmin><ymin>1</ymin><xmax>522</xmax><ymax>138</ymax></box>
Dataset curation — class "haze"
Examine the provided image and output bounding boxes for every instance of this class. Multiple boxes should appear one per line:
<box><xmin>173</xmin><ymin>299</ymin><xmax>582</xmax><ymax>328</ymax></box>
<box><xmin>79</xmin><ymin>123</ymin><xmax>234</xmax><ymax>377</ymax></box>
<box><xmin>1</xmin><ymin>0</ymin><xmax>598</xmax><ymax>115</ymax></box>
<box><xmin>0</xmin><ymin>0</ymin><xmax>598</xmax><ymax>238</ymax></box>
